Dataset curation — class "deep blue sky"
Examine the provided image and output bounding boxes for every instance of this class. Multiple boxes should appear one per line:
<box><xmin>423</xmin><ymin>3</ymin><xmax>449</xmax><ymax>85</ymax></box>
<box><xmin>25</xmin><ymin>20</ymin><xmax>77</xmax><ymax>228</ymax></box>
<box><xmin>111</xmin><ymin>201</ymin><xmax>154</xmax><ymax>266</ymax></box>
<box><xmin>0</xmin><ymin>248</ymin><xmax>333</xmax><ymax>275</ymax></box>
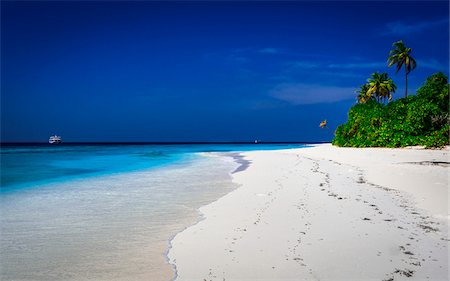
<box><xmin>2</xmin><ymin>1</ymin><xmax>448</xmax><ymax>142</ymax></box>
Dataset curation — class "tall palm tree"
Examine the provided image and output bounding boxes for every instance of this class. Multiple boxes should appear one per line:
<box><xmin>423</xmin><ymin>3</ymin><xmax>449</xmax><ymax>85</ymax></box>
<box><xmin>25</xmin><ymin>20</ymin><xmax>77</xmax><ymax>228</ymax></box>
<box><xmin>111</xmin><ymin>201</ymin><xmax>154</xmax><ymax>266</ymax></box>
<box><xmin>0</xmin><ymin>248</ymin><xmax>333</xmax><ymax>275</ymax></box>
<box><xmin>356</xmin><ymin>83</ymin><xmax>372</xmax><ymax>104</ymax></box>
<box><xmin>366</xmin><ymin>72</ymin><xmax>397</xmax><ymax>103</ymax></box>
<box><xmin>387</xmin><ymin>40</ymin><xmax>417</xmax><ymax>98</ymax></box>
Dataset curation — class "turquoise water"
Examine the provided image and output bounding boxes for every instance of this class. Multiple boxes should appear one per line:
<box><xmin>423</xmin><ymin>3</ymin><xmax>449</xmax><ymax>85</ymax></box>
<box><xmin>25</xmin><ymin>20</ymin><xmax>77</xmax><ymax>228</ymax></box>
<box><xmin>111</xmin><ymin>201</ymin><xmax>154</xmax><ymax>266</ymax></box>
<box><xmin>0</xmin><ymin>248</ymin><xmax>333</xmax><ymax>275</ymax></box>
<box><xmin>0</xmin><ymin>143</ymin><xmax>303</xmax><ymax>281</ymax></box>
<box><xmin>1</xmin><ymin>143</ymin><xmax>302</xmax><ymax>192</ymax></box>
<box><xmin>1</xmin><ymin>144</ymin><xmax>184</xmax><ymax>191</ymax></box>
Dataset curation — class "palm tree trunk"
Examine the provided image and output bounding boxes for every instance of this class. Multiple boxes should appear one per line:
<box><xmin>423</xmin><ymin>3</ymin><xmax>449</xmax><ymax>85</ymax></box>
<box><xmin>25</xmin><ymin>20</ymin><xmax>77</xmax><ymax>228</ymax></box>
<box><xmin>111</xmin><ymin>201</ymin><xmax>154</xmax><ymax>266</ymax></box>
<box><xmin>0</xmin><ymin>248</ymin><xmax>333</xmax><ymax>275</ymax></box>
<box><xmin>405</xmin><ymin>68</ymin><xmax>408</xmax><ymax>98</ymax></box>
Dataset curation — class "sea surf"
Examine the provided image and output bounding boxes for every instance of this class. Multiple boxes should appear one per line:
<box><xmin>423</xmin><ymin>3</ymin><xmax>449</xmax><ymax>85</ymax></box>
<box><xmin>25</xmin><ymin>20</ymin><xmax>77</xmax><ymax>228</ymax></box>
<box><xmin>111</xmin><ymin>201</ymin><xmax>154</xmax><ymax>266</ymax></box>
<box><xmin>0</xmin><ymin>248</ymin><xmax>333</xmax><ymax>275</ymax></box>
<box><xmin>0</xmin><ymin>143</ymin><xmax>303</xmax><ymax>280</ymax></box>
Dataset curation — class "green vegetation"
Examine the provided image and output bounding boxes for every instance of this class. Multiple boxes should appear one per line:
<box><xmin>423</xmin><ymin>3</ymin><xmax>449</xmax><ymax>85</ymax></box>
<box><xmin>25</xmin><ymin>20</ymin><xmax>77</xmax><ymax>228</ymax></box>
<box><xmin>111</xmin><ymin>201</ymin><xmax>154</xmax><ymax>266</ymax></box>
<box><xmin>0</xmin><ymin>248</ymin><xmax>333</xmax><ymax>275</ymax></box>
<box><xmin>366</xmin><ymin>72</ymin><xmax>397</xmax><ymax>103</ymax></box>
<box><xmin>334</xmin><ymin>40</ymin><xmax>448</xmax><ymax>148</ymax></box>
<box><xmin>333</xmin><ymin>72</ymin><xmax>449</xmax><ymax>148</ymax></box>
<box><xmin>387</xmin><ymin>40</ymin><xmax>417</xmax><ymax>98</ymax></box>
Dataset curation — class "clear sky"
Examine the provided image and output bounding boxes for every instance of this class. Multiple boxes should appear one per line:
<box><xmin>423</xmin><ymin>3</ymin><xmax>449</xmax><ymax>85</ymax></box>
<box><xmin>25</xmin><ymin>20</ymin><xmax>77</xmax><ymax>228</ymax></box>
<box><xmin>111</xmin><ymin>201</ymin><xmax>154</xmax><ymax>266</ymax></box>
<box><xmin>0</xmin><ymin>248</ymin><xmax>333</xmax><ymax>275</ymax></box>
<box><xmin>1</xmin><ymin>1</ymin><xmax>448</xmax><ymax>142</ymax></box>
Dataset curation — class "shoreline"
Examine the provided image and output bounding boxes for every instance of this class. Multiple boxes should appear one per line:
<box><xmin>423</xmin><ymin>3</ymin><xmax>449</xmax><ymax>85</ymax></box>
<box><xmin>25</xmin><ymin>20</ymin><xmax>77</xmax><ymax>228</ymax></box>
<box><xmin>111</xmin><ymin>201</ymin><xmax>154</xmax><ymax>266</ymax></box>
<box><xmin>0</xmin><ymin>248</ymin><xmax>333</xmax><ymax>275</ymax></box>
<box><xmin>1</xmin><ymin>149</ymin><xmax>243</xmax><ymax>281</ymax></box>
<box><xmin>166</xmin><ymin>152</ymin><xmax>252</xmax><ymax>281</ymax></box>
<box><xmin>168</xmin><ymin>144</ymin><xmax>449</xmax><ymax>280</ymax></box>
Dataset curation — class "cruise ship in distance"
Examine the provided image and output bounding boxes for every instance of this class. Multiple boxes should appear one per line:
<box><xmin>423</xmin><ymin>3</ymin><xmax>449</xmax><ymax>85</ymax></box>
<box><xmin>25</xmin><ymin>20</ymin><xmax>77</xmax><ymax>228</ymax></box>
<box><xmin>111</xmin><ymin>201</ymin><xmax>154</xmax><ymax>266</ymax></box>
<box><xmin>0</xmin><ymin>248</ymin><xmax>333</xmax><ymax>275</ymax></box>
<box><xmin>49</xmin><ymin>135</ymin><xmax>62</xmax><ymax>144</ymax></box>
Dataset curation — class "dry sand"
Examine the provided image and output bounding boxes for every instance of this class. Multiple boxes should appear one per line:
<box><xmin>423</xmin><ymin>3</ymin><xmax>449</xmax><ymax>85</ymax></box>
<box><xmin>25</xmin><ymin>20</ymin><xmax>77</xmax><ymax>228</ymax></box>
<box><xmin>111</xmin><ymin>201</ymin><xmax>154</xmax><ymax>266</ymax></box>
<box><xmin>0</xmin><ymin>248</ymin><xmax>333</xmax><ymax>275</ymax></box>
<box><xmin>168</xmin><ymin>144</ymin><xmax>449</xmax><ymax>281</ymax></box>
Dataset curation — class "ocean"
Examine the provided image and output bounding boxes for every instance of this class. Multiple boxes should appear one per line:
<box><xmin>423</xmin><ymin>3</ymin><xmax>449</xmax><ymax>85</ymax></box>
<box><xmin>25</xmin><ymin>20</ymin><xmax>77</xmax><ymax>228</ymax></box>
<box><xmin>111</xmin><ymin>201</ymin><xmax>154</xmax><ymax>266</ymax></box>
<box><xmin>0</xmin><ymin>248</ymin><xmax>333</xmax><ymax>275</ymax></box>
<box><xmin>0</xmin><ymin>143</ymin><xmax>303</xmax><ymax>281</ymax></box>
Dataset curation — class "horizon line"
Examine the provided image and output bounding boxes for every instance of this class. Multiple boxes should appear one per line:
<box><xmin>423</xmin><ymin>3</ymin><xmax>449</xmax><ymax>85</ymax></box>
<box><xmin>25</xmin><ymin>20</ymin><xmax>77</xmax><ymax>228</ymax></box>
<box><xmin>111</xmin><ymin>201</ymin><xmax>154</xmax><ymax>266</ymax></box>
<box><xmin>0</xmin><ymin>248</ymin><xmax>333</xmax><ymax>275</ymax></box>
<box><xmin>0</xmin><ymin>141</ymin><xmax>329</xmax><ymax>146</ymax></box>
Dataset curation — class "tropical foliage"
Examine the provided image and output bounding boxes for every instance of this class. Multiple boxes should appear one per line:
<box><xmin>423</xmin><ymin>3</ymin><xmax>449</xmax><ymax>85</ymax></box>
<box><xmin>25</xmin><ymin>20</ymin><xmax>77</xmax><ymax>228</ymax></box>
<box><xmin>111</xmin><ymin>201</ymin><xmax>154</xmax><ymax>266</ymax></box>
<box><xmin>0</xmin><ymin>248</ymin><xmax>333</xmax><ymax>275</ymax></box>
<box><xmin>356</xmin><ymin>73</ymin><xmax>396</xmax><ymax>104</ymax></box>
<box><xmin>366</xmin><ymin>72</ymin><xmax>396</xmax><ymax>103</ymax></box>
<box><xmin>387</xmin><ymin>40</ymin><xmax>417</xmax><ymax>98</ymax></box>
<box><xmin>333</xmin><ymin>73</ymin><xmax>449</xmax><ymax>148</ymax></box>
<box><xmin>356</xmin><ymin>83</ymin><xmax>372</xmax><ymax>104</ymax></box>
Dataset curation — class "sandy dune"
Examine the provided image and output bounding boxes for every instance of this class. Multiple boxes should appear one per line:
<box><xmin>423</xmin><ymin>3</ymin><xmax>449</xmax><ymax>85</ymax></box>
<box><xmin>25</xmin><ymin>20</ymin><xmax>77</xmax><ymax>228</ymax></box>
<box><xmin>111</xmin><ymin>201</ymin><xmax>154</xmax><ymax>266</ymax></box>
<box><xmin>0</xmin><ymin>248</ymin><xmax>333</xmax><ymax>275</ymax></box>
<box><xmin>168</xmin><ymin>144</ymin><xmax>449</xmax><ymax>281</ymax></box>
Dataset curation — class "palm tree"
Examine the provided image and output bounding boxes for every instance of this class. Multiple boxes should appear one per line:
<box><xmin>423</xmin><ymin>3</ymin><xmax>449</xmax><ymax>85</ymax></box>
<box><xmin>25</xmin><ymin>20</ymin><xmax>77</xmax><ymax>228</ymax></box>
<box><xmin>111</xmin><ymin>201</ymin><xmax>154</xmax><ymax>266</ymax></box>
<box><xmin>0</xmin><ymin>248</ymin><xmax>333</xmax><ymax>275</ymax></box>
<box><xmin>366</xmin><ymin>72</ymin><xmax>397</xmax><ymax>103</ymax></box>
<box><xmin>356</xmin><ymin>83</ymin><xmax>372</xmax><ymax>104</ymax></box>
<box><xmin>387</xmin><ymin>40</ymin><xmax>417</xmax><ymax>98</ymax></box>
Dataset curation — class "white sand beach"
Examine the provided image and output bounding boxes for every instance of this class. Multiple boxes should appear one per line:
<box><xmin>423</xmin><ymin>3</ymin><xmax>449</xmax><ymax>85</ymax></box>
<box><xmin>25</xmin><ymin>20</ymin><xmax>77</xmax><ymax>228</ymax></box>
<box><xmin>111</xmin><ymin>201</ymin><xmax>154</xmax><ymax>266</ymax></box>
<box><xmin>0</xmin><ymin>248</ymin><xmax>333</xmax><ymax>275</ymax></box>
<box><xmin>168</xmin><ymin>144</ymin><xmax>449</xmax><ymax>281</ymax></box>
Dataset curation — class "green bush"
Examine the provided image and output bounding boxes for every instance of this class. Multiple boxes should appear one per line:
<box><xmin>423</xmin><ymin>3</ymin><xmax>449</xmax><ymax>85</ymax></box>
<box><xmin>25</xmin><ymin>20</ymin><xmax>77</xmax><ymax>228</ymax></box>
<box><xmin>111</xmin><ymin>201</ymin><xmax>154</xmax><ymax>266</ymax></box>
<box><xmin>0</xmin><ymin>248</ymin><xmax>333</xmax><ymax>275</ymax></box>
<box><xmin>333</xmin><ymin>73</ymin><xmax>449</xmax><ymax>148</ymax></box>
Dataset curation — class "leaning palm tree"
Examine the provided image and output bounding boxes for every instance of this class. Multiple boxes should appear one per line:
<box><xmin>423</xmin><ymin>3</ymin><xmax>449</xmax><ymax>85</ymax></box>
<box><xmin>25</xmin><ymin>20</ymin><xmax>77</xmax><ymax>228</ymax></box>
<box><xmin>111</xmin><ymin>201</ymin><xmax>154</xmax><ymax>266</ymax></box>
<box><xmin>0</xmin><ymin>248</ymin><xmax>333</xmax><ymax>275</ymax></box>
<box><xmin>356</xmin><ymin>83</ymin><xmax>372</xmax><ymax>104</ymax></box>
<box><xmin>387</xmin><ymin>40</ymin><xmax>417</xmax><ymax>98</ymax></box>
<box><xmin>366</xmin><ymin>72</ymin><xmax>397</xmax><ymax>103</ymax></box>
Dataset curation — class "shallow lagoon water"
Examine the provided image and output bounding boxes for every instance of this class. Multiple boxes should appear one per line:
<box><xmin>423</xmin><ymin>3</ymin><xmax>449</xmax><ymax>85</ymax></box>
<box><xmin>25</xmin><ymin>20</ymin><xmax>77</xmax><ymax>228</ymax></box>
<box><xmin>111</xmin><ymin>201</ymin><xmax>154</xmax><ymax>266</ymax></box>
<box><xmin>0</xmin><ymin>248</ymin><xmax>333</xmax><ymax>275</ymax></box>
<box><xmin>0</xmin><ymin>144</ymin><xmax>302</xmax><ymax>280</ymax></box>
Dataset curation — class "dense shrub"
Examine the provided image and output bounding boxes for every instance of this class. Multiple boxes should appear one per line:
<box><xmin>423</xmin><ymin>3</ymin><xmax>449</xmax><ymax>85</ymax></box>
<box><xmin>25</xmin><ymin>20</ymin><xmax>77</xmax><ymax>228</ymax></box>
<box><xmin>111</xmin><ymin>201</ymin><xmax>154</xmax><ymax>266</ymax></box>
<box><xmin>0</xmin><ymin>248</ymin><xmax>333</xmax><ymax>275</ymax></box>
<box><xmin>333</xmin><ymin>73</ymin><xmax>449</xmax><ymax>148</ymax></box>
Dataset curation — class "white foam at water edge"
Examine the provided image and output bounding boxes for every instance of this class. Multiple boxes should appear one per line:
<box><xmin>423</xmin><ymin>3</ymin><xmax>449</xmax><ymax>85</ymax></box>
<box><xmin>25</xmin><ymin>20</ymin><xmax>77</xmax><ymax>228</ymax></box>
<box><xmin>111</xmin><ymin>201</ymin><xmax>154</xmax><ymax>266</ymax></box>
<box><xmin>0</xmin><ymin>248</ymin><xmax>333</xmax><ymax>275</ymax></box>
<box><xmin>0</xmin><ymin>152</ymin><xmax>240</xmax><ymax>281</ymax></box>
